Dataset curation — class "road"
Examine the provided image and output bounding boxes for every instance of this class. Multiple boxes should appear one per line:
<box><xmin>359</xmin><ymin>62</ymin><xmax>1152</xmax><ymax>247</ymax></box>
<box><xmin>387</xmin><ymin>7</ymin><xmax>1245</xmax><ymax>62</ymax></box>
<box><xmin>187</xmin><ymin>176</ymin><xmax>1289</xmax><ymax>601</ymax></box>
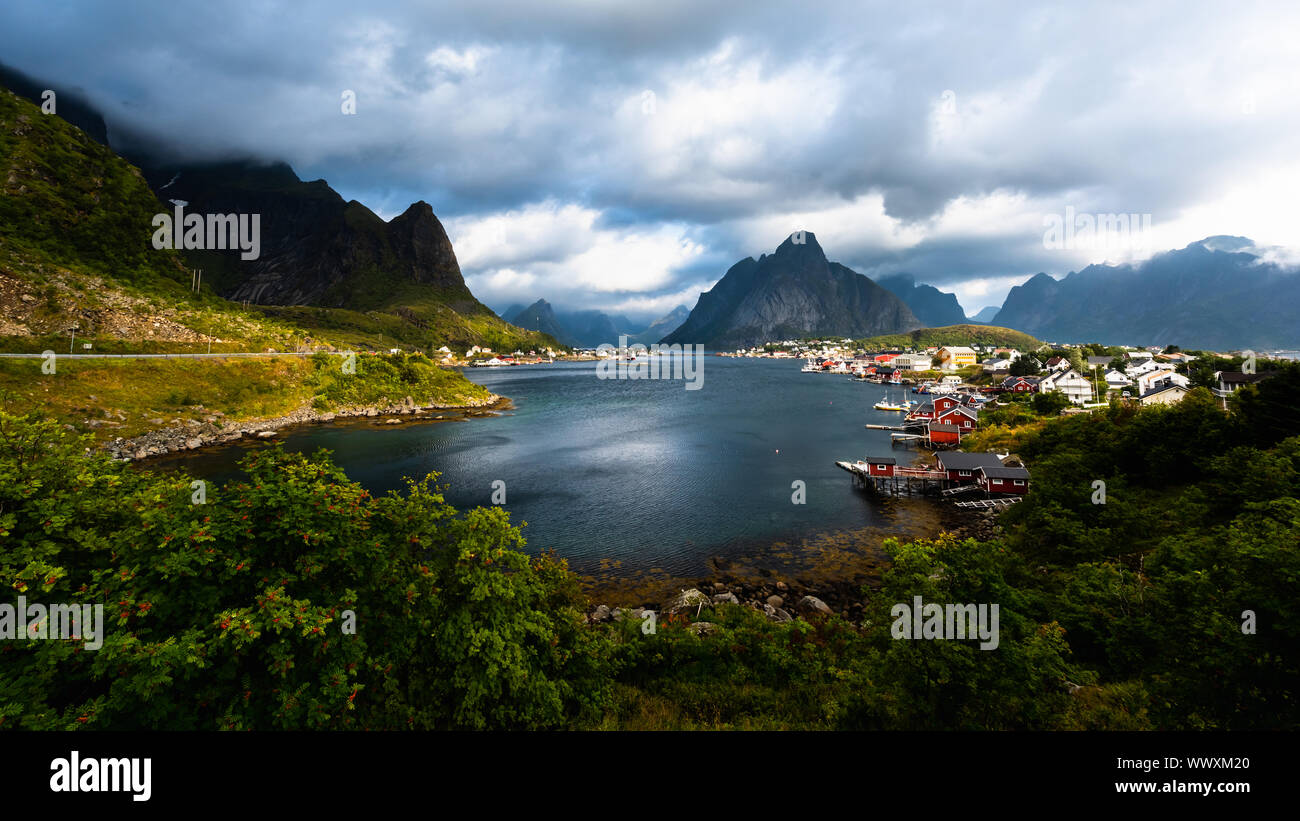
<box><xmin>0</xmin><ymin>352</ymin><xmax>319</xmax><ymax>359</ymax></box>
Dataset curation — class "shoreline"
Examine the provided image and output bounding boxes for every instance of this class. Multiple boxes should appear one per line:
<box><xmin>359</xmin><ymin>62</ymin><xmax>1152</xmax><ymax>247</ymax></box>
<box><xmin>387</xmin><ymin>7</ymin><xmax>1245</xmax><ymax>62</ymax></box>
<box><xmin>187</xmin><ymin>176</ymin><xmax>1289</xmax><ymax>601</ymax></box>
<box><xmin>578</xmin><ymin>488</ymin><xmax>1005</xmax><ymax>622</ymax></box>
<box><xmin>104</xmin><ymin>393</ymin><xmax>513</xmax><ymax>462</ymax></box>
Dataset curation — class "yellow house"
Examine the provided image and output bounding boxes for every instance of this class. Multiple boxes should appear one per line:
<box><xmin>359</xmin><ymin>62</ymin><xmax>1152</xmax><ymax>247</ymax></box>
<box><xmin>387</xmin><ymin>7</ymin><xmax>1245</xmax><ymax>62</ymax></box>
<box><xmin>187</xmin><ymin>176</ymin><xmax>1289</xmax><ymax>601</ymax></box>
<box><xmin>937</xmin><ymin>346</ymin><xmax>977</xmax><ymax>370</ymax></box>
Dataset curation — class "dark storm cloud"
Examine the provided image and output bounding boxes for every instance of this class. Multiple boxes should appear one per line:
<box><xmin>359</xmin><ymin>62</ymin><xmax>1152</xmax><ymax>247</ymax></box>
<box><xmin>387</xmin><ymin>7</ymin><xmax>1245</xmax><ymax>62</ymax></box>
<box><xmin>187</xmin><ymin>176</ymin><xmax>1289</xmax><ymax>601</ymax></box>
<box><xmin>1</xmin><ymin>0</ymin><xmax>1296</xmax><ymax>318</ymax></box>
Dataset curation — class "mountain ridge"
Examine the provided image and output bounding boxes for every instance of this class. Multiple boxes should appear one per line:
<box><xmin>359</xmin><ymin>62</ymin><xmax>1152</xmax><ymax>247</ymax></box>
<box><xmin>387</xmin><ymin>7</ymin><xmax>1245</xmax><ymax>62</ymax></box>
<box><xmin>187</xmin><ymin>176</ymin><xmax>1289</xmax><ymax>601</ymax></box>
<box><xmin>991</xmin><ymin>238</ymin><xmax>1300</xmax><ymax>348</ymax></box>
<box><xmin>663</xmin><ymin>233</ymin><xmax>921</xmax><ymax>348</ymax></box>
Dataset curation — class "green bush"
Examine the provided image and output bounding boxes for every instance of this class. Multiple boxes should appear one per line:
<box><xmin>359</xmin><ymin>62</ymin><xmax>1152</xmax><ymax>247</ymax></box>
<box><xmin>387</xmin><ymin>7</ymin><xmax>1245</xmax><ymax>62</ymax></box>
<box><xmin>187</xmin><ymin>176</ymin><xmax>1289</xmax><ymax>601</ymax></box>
<box><xmin>0</xmin><ymin>411</ymin><xmax>605</xmax><ymax>730</ymax></box>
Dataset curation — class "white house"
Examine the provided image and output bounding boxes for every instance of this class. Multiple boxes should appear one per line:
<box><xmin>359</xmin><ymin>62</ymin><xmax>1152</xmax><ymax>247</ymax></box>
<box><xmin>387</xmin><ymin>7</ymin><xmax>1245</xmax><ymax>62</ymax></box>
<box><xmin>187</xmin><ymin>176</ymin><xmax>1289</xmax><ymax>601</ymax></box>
<box><xmin>1125</xmin><ymin>358</ymin><xmax>1162</xmax><ymax>378</ymax></box>
<box><xmin>1039</xmin><ymin>368</ymin><xmax>1094</xmax><ymax>404</ymax></box>
<box><xmin>1139</xmin><ymin>383</ymin><xmax>1189</xmax><ymax>406</ymax></box>
<box><xmin>1103</xmin><ymin>369</ymin><xmax>1131</xmax><ymax>390</ymax></box>
<box><xmin>1135</xmin><ymin>369</ymin><xmax>1189</xmax><ymax>395</ymax></box>
<box><xmin>981</xmin><ymin>358</ymin><xmax>1012</xmax><ymax>374</ymax></box>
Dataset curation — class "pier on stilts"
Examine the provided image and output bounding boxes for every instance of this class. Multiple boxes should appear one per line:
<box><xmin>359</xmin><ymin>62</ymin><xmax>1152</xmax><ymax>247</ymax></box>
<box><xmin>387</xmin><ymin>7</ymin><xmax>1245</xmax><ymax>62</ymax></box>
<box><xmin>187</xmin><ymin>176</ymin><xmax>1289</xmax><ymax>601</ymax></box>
<box><xmin>835</xmin><ymin>460</ymin><xmax>949</xmax><ymax>495</ymax></box>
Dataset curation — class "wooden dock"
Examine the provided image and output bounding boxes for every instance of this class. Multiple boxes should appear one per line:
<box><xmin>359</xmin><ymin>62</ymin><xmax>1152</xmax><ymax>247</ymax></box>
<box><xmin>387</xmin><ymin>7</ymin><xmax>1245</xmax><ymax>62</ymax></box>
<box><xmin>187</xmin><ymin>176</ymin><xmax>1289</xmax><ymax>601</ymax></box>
<box><xmin>836</xmin><ymin>460</ymin><xmax>948</xmax><ymax>495</ymax></box>
<box><xmin>953</xmin><ymin>497</ymin><xmax>1022</xmax><ymax>509</ymax></box>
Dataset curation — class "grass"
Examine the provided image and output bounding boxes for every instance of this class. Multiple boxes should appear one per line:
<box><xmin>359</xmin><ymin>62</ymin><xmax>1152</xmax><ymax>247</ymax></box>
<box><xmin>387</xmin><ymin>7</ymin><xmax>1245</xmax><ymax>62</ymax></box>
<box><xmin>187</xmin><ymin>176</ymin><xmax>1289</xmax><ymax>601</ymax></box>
<box><xmin>0</xmin><ymin>357</ymin><xmax>314</xmax><ymax>441</ymax></box>
<box><xmin>0</xmin><ymin>352</ymin><xmax>490</xmax><ymax>444</ymax></box>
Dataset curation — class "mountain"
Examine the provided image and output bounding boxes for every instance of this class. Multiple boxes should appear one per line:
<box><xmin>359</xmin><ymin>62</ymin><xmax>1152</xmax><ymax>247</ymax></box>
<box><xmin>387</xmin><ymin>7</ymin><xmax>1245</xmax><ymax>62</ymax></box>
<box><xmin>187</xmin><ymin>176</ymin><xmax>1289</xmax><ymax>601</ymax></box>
<box><xmin>970</xmin><ymin>306</ymin><xmax>1001</xmax><ymax>323</ymax></box>
<box><xmin>0</xmin><ymin>62</ymin><xmax>110</xmax><ymax>145</ymax></box>
<box><xmin>628</xmin><ymin>304</ymin><xmax>690</xmax><ymax>345</ymax></box>
<box><xmin>991</xmin><ymin>237</ymin><xmax>1300</xmax><ymax>349</ymax></box>
<box><xmin>555</xmin><ymin>309</ymin><xmax>624</xmax><ymax>347</ymax></box>
<box><xmin>508</xmin><ymin>299</ymin><xmax>575</xmax><ymax>345</ymax></box>
<box><xmin>662</xmin><ymin>233</ymin><xmax>921</xmax><ymax>348</ymax></box>
<box><xmin>140</xmin><ymin>161</ymin><xmax>470</xmax><ymax>310</ymax></box>
<box><xmin>505</xmin><ymin>302</ymin><xmax>649</xmax><ymax>347</ymax></box>
<box><xmin>1</xmin><ymin>71</ymin><xmax>558</xmax><ymax>353</ymax></box>
<box><xmin>875</xmin><ymin>273</ymin><xmax>968</xmax><ymax>327</ymax></box>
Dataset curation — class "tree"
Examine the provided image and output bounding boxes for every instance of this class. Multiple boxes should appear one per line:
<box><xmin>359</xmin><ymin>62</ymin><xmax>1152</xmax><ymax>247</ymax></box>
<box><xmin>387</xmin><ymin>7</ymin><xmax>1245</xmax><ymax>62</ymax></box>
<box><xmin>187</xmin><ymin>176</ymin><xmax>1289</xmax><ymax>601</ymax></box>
<box><xmin>0</xmin><ymin>412</ymin><xmax>608</xmax><ymax>730</ymax></box>
<box><xmin>1033</xmin><ymin>390</ymin><xmax>1070</xmax><ymax>415</ymax></box>
<box><xmin>1010</xmin><ymin>356</ymin><xmax>1041</xmax><ymax>376</ymax></box>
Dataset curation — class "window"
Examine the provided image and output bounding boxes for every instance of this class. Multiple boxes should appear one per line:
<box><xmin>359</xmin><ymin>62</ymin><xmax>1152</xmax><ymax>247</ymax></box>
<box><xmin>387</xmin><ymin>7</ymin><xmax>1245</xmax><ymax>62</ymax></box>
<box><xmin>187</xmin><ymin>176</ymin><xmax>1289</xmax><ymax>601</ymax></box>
<box><xmin>964</xmin><ymin>421</ymin><xmax>971</xmax><ymax>427</ymax></box>
<box><xmin>1014</xmin><ymin>480</ymin><xmax>1025</xmax><ymax>486</ymax></box>
<box><xmin>959</xmin><ymin>470</ymin><xmax>971</xmax><ymax>477</ymax></box>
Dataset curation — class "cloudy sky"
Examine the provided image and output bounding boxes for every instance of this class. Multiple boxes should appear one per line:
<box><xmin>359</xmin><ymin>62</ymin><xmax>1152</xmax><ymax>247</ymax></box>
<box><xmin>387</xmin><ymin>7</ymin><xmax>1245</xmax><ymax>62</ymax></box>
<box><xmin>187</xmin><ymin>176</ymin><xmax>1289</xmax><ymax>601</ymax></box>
<box><xmin>3</xmin><ymin>0</ymin><xmax>1298</xmax><ymax>321</ymax></box>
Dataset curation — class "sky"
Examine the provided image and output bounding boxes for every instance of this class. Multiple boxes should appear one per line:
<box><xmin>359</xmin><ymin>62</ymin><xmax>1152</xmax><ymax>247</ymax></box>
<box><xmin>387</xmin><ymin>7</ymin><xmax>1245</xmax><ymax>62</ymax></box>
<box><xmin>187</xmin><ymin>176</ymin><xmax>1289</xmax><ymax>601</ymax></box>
<box><xmin>3</xmin><ymin>0</ymin><xmax>1299</xmax><ymax>322</ymax></box>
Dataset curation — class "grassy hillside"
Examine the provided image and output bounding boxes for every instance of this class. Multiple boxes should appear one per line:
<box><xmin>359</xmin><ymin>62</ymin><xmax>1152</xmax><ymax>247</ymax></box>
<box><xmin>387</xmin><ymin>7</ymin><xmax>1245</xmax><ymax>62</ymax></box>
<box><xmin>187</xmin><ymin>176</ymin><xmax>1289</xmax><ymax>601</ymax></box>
<box><xmin>0</xmin><ymin>351</ymin><xmax>492</xmax><ymax>444</ymax></box>
<box><xmin>0</xmin><ymin>87</ymin><xmax>512</xmax><ymax>437</ymax></box>
<box><xmin>853</xmin><ymin>324</ymin><xmax>1041</xmax><ymax>350</ymax></box>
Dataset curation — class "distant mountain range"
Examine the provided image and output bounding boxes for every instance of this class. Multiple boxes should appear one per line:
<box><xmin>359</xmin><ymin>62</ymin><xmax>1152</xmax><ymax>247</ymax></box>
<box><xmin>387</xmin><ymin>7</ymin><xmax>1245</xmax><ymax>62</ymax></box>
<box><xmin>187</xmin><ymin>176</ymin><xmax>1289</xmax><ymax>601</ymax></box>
<box><xmin>875</xmin><ymin>273</ymin><xmax>969</xmax><ymax>327</ymax></box>
<box><xmin>969</xmin><ymin>306</ymin><xmax>1000</xmax><ymax>323</ymax></box>
<box><xmin>662</xmin><ymin>233</ymin><xmax>920</xmax><ymax>348</ymax></box>
<box><xmin>504</xmin><ymin>300</ymin><xmax>689</xmax><ymax>347</ymax></box>
<box><xmin>991</xmin><ymin>237</ymin><xmax>1300</xmax><ymax>349</ymax></box>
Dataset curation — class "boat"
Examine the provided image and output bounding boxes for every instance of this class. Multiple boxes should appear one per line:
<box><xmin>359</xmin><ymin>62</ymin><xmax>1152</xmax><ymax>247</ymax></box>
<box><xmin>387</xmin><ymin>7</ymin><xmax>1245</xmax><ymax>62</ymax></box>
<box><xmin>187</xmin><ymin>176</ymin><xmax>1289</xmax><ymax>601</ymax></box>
<box><xmin>873</xmin><ymin>384</ymin><xmax>915</xmax><ymax>411</ymax></box>
<box><xmin>874</xmin><ymin>399</ymin><xmax>910</xmax><ymax>411</ymax></box>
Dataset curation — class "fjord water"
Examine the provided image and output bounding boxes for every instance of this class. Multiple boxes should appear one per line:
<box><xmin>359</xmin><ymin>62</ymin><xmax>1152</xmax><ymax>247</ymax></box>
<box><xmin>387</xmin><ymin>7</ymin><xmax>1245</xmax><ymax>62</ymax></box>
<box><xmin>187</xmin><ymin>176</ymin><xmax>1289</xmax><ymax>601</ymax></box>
<box><xmin>156</xmin><ymin>358</ymin><xmax>921</xmax><ymax>579</ymax></box>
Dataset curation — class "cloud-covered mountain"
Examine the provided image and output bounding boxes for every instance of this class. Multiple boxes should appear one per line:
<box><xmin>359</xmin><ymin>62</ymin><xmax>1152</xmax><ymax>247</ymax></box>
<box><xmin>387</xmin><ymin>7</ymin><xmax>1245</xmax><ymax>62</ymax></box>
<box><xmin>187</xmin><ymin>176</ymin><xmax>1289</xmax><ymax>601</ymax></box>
<box><xmin>874</xmin><ymin>273</ymin><xmax>968</xmax><ymax>327</ymax></box>
<box><xmin>991</xmin><ymin>237</ymin><xmax>1300</xmax><ymax>349</ymax></box>
<box><xmin>662</xmin><ymin>233</ymin><xmax>920</xmax><ymax>348</ymax></box>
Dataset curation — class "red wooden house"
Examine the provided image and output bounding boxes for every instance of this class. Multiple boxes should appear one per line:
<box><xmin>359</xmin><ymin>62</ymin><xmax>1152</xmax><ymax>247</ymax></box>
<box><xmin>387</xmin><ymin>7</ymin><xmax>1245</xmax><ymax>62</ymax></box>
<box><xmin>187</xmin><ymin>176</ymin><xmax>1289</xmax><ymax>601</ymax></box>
<box><xmin>864</xmin><ymin>456</ymin><xmax>896</xmax><ymax>477</ymax></box>
<box><xmin>1000</xmin><ymin>375</ymin><xmax>1040</xmax><ymax>393</ymax></box>
<box><xmin>934</xmin><ymin>402</ymin><xmax>978</xmax><ymax>433</ymax></box>
<box><xmin>928</xmin><ymin>423</ymin><xmax>962</xmax><ymax>446</ymax></box>
<box><xmin>975</xmin><ymin>465</ymin><xmax>1030</xmax><ymax>494</ymax></box>
<box><xmin>935</xmin><ymin>451</ymin><xmax>1004</xmax><ymax>483</ymax></box>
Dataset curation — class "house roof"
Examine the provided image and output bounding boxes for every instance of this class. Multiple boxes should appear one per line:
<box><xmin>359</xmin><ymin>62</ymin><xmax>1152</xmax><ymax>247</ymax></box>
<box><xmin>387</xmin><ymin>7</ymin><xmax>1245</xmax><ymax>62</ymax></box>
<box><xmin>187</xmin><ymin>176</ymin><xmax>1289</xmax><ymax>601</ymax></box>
<box><xmin>936</xmin><ymin>452</ymin><xmax>1004</xmax><ymax>470</ymax></box>
<box><xmin>1218</xmin><ymin>371</ymin><xmax>1269</xmax><ymax>384</ymax></box>
<box><xmin>929</xmin><ymin>423</ymin><xmax>962</xmax><ymax>433</ymax></box>
<box><xmin>937</xmin><ymin>404</ymin><xmax>979</xmax><ymax>421</ymax></box>
<box><xmin>1001</xmin><ymin>375</ymin><xmax>1039</xmax><ymax>386</ymax></box>
<box><xmin>1140</xmin><ymin>383</ymin><xmax>1188</xmax><ymax>399</ymax></box>
<box><xmin>978</xmin><ymin>466</ymin><xmax>1031</xmax><ymax>480</ymax></box>
<box><xmin>1086</xmin><ymin>356</ymin><xmax>1113</xmax><ymax>366</ymax></box>
<box><xmin>866</xmin><ymin>456</ymin><xmax>897</xmax><ymax>465</ymax></box>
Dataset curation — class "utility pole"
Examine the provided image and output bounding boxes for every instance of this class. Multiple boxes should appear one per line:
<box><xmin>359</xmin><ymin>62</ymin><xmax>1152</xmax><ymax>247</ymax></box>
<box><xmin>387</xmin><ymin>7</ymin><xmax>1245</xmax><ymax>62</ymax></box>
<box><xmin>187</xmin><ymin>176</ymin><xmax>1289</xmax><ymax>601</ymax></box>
<box><xmin>69</xmin><ymin>326</ymin><xmax>75</xmax><ymax>354</ymax></box>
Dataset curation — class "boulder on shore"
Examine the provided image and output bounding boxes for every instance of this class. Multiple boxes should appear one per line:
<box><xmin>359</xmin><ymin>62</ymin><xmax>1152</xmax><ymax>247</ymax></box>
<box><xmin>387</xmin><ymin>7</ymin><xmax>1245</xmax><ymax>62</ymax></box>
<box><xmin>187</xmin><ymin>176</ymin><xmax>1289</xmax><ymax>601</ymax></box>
<box><xmin>662</xmin><ymin>588</ymin><xmax>710</xmax><ymax>616</ymax></box>
<box><xmin>797</xmin><ymin>595</ymin><xmax>833</xmax><ymax>616</ymax></box>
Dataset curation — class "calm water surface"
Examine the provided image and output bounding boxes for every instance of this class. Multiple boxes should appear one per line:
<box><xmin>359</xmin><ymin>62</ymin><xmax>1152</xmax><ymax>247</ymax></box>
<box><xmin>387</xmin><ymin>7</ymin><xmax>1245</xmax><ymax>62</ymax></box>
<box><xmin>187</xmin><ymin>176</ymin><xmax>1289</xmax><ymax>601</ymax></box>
<box><xmin>149</xmin><ymin>358</ymin><xmax>928</xmax><ymax>579</ymax></box>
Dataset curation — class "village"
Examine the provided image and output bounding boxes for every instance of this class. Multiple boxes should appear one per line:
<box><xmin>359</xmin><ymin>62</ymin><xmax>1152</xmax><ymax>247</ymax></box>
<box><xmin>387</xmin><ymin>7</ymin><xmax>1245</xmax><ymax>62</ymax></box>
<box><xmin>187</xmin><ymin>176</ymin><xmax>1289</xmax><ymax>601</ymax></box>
<box><xmin>814</xmin><ymin>339</ymin><xmax>1280</xmax><ymax>511</ymax></box>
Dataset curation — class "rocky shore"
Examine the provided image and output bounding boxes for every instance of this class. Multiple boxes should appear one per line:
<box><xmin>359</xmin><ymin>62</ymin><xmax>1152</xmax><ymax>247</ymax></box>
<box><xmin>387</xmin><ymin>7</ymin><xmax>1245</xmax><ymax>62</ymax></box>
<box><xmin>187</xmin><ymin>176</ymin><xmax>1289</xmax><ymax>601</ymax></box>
<box><xmin>586</xmin><ymin>584</ymin><xmax>836</xmax><ymax>634</ymax></box>
<box><xmin>103</xmin><ymin>393</ymin><xmax>508</xmax><ymax>461</ymax></box>
<box><xmin>584</xmin><ymin>507</ymin><xmax>1007</xmax><ymax>628</ymax></box>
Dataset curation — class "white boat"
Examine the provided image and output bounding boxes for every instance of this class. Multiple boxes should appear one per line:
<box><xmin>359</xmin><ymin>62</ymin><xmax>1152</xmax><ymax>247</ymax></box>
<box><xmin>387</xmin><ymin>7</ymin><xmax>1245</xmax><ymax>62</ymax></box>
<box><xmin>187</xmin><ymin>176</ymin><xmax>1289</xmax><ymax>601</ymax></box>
<box><xmin>873</xmin><ymin>385</ymin><xmax>915</xmax><ymax>412</ymax></box>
